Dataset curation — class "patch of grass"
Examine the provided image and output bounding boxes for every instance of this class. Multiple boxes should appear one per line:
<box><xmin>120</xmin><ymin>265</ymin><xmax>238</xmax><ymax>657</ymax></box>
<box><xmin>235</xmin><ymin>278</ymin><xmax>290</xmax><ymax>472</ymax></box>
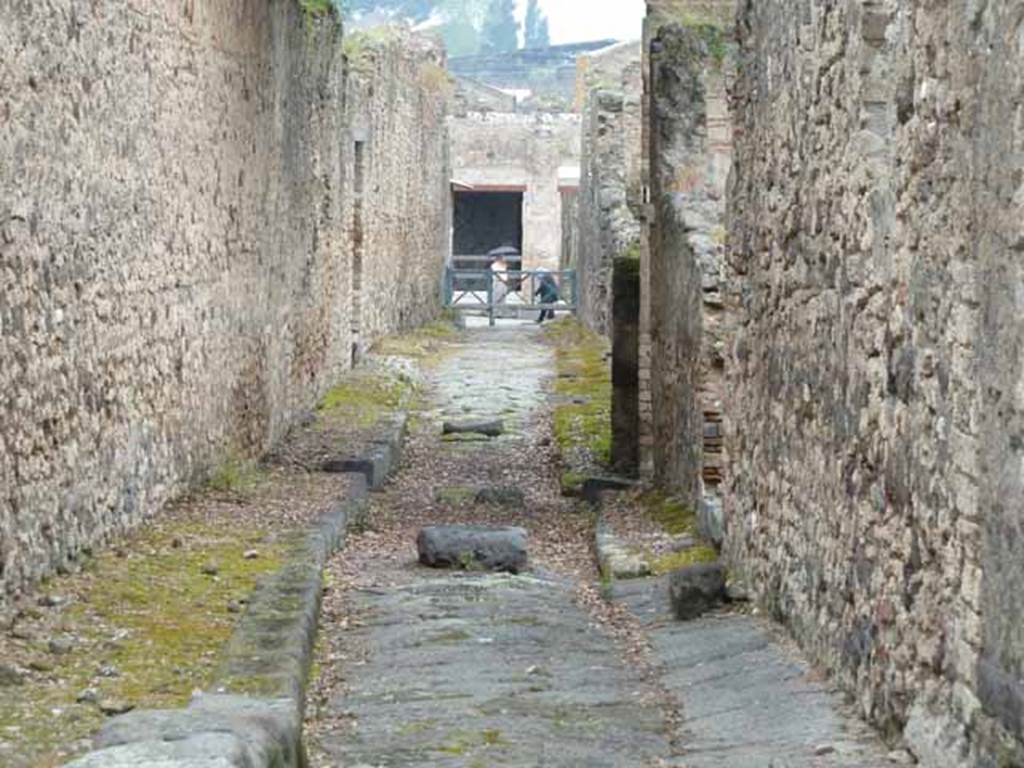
<box><xmin>419</xmin><ymin>62</ymin><xmax>454</xmax><ymax>97</ymax></box>
<box><xmin>208</xmin><ymin>453</ymin><xmax>264</xmax><ymax>494</ymax></box>
<box><xmin>435</xmin><ymin>486</ymin><xmax>476</xmax><ymax>506</ymax></box>
<box><xmin>372</xmin><ymin>320</ymin><xmax>458</xmax><ymax>362</ymax></box>
<box><xmin>318</xmin><ymin>375</ymin><xmax>413</xmax><ymax>428</ymax></box>
<box><xmin>639</xmin><ymin>491</ymin><xmax>697</xmax><ymax>536</ymax></box>
<box><xmin>650</xmin><ymin>544</ymin><xmax>718</xmax><ymax>575</ymax></box>
<box><xmin>432</xmin><ymin>729</ymin><xmax>509</xmax><ymax>757</ymax></box>
<box><xmin>299</xmin><ymin>0</ymin><xmax>336</xmax><ymax>17</ymax></box>
<box><xmin>1</xmin><ymin>520</ymin><xmax>285</xmax><ymax>766</ymax></box>
<box><xmin>342</xmin><ymin>27</ymin><xmax>400</xmax><ymax>72</ymax></box>
<box><xmin>545</xmin><ymin>318</ymin><xmax>612</xmax><ymax>468</ymax></box>
<box><xmin>560</xmin><ymin>471</ymin><xmax>586</xmax><ymax>497</ymax></box>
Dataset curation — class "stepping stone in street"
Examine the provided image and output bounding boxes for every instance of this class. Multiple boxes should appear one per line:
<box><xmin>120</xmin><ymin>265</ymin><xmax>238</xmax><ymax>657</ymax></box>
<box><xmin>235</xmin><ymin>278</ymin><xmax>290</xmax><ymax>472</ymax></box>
<box><xmin>669</xmin><ymin>562</ymin><xmax>726</xmax><ymax>620</ymax></box>
<box><xmin>474</xmin><ymin>486</ymin><xmax>526</xmax><ymax>507</ymax></box>
<box><xmin>441</xmin><ymin>419</ymin><xmax>504</xmax><ymax>438</ymax></box>
<box><xmin>417</xmin><ymin>525</ymin><xmax>528</xmax><ymax>574</ymax></box>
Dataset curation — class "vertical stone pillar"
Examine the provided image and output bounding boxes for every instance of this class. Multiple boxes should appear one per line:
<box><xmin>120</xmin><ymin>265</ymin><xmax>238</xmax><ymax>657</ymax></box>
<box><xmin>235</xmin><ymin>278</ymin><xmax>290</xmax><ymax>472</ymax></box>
<box><xmin>642</xmin><ymin>0</ymin><xmax>735</xmax><ymax>505</ymax></box>
<box><xmin>611</xmin><ymin>257</ymin><xmax>641</xmax><ymax>474</ymax></box>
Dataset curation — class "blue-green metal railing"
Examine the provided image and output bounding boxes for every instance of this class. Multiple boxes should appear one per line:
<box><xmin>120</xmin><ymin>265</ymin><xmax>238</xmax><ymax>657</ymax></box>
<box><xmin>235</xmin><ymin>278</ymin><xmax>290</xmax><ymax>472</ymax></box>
<box><xmin>443</xmin><ymin>264</ymin><xmax>578</xmax><ymax>327</ymax></box>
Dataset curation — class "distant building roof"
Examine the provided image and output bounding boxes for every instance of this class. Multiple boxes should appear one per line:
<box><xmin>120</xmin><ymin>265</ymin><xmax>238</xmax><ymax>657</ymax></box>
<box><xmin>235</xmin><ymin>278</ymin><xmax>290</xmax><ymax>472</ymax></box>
<box><xmin>449</xmin><ymin>39</ymin><xmax>619</xmax><ymax>74</ymax></box>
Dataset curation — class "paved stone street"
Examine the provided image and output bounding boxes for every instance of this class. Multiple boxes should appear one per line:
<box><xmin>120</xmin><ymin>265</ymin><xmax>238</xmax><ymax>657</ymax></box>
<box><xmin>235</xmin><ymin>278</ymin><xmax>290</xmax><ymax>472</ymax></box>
<box><xmin>305</xmin><ymin>321</ymin><xmax>898</xmax><ymax>767</ymax></box>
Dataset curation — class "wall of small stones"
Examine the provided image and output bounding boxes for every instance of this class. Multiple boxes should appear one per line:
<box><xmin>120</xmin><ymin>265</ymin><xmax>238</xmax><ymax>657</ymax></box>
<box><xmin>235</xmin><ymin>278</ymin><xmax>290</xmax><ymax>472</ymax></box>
<box><xmin>0</xmin><ymin>2</ymin><xmax>449</xmax><ymax>603</ymax></box>
<box><xmin>343</xmin><ymin>33</ymin><xmax>451</xmax><ymax>353</ymax></box>
<box><xmin>725</xmin><ymin>1</ymin><xmax>1024</xmax><ymax>763</ymax></box>
<box><xmin>575</xmin><ymin>44</ymin><xmax>642</xmax><ymax>337</ymax></box>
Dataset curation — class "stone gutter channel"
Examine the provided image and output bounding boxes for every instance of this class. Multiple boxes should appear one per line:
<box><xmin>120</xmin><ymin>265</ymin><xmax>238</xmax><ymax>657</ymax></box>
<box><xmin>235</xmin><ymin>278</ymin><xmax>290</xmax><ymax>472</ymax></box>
<box><xmin>65</xmin><ymin>414</ymin><xmax>408</xmax><ymax>768</ymax></box>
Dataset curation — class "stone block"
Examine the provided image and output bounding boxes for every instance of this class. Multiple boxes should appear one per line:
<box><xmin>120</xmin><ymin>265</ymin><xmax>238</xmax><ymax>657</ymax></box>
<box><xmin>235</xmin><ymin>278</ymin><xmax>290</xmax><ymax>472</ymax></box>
<box><xmin>474</xmin><ymin>487</ymin><xmax>526</xmax><ymax>507</ymax></box>
<box><xmin>668</xmin><ymin>562</ymin><xmax>725</xmax><ymax>620</ymax></box>
<box><xmin>417</xmin><ymin>526</ymin><xmax>529</xmax><ymax>574</ymax></box>
<box><xmin>442</xmin><ymin>419</ymin><xmax>504</xmax><ymax>438</ymax></box>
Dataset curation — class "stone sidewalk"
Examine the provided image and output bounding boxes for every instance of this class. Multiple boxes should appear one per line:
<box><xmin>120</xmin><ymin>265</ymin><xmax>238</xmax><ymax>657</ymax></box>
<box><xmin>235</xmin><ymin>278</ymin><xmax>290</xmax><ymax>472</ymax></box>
<box><xmin>308</xmin><ymin>320</ymin><xmax>903</xmax><ymax>767</ymax></box>
<box><xmin>613</xmin><ymin>578</ymin><xmax>902</xmax><ymax>767</ymax></box>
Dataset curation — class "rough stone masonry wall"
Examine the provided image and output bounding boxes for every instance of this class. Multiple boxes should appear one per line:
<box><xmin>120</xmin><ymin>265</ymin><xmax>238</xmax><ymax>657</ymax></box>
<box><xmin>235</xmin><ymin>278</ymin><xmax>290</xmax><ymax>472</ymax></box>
<box><xmin>638</xmin><ymin>0</ymin><xmax>735</xmax><ymax>479</ymax></box>
<box><xmin>344</xmin><ymin>34</ymin><xmax>450</xmax><ymax>350</ymax></box>
<box><xmin>726</xmin><ymin>1</ymin><xmax>1024</xmax><ymax>764</ymax></box>
<box><xmin>644</xmin><ymin>6</ymin><xmax>733</xmax><ymax>509</ymax></box>
<box><xmin>0</xmin><ymin>3</ymin><xmax>449</xmax><ymax>604</ymax></box>
<box><xmin>576</xmin><ymin>45</ymin><xmax>643</xmax><ymax>337</ymax></box>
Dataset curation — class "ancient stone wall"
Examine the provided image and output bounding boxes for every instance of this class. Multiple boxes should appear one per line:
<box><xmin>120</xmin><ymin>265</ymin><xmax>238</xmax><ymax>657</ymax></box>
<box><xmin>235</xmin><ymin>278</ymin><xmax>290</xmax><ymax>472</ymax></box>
<box><xmin>344</xmin><ymin>33</ymin><xmax>451</xmax><ymax>354</ymax></box>
<box><xmin>0</xmin><ymin>3</ymin><xmax>449</xmax><ymax>602</ymax></box>
<box><xmin>576</xmin><ymin>44</ymin><xmax>643</xmax><ymax>337</ymax></box>
<box><xmin>449</xmin><ymin>113</ymin><xmax>581</xmax><ymax>271</ymax></box>
<box><xmin>725</xmin><ymin>1</ymin><xmax>1024</xmax><ymax>763</ymax></box>
<box><xmin>644</xmin><ymin>14</ymin><xmax>733</xmax><ymax>508</ymax></box>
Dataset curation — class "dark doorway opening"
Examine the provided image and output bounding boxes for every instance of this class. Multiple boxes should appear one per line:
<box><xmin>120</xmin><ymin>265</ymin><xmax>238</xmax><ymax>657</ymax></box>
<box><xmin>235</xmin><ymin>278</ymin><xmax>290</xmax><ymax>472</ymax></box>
<box><xmin>453</xmin><ymin>190</ymin><xmax>524</xmax><ymax>265</ymax></box>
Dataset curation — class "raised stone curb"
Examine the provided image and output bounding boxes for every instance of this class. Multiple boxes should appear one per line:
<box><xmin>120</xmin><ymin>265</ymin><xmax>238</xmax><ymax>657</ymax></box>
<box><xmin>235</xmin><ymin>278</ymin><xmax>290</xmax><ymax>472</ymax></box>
<box><xmin>65</xmin><ymin>414</ymin><xmax>409</xmax><ymax>767</ymax></box>
<box><xmin>595</xmin><ymin>521</ymin><xmax>650</xmax><ymax>579</ymax></box>
<box><xmin>322</xmin><ymin>412</ymin><xmax>408</xmax><ymax>489</ymax></box>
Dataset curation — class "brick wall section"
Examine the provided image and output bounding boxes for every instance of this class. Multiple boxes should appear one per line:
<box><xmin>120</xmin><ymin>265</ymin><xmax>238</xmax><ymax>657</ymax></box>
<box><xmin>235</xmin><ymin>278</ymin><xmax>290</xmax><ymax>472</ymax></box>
<box><xmin>0</xmin><ymin>3</ymin><xmax>449</xmax><ymax>603</ymax></box>
<box><xmin>725</xmin><ymin>1</ymin><xmax>1024</xmax><ymax>763</ymax></box>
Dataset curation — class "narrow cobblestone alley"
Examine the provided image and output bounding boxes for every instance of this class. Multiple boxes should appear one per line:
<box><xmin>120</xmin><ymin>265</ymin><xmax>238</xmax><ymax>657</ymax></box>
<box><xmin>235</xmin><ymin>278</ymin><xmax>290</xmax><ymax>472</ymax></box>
<box><xmin>302</xmin><ymin>320</ymin><xmax>897</xmax><ymax>768</ymax></box>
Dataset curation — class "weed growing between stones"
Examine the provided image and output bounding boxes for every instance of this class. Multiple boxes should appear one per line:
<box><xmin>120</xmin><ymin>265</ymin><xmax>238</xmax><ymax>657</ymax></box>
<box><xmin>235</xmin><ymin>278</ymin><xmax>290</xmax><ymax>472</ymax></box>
<box><xmin>299</xmin><ymin>0</ymin><xmax>336</xmax><ymax>18</ymax></box>
<box><xmin>207</xmin><ymin>452</ymin><xmax>265</xmax><ymax>494</ymax></box>
<box><xmin>342</xmin><ymin>27</ymin><xmax>401</xmax><ymax>73</ymax></box>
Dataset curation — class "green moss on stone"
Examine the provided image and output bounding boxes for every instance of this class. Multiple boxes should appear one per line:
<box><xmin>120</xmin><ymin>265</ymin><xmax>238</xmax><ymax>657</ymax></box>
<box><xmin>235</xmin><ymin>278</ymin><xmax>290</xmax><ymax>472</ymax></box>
<box><xmin>546</xmin><ymin>319</ymin><xmax>612</xmax><ymax>467</ymax></box>
<box><xmin>650</xmin><ymin>545</ymin><xmax>718</xmax><ymax>575</ymax></box>
<box><xmin>1</xmin><ymin>520</ymin><xmax>285</xmax><ymax>765</ymax></box>
<box><xmin>640</xmin><ymin>491</ymin><xmax>697</xmax><ymax>536</ymax></box>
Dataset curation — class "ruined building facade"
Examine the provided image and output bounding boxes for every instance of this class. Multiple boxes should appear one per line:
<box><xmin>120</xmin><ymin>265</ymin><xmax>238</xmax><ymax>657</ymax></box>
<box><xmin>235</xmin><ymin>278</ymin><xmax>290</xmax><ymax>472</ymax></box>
<box><xmin>642</xmin><ymin>1</ymin><xmax>734</xmax><ymax>521</ymax></box>
<box><xmin>633</xmin><ymin>0</ymin><xmax>1024</xmax><ymax>763</ymax></box>
<box><xmin>574</xmin><ymin>42</ymin><xmax>643</xmax><ymax>337</ymax></box>
<box><xmin>723</xmin><ymin>1</ymin><xmax>1024</xmax><ymax>763</ymax></box>
<box><xmin>0</xmin><ymin>2</ymin><xmax>450</xmax><ymax>603</ymax></box>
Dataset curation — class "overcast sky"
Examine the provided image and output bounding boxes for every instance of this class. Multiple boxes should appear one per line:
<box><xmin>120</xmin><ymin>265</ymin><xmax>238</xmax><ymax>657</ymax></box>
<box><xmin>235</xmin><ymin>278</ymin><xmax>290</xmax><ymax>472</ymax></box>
<box><xmin>515</xmin><ymin>0</ymin><xmax>645</xmax><ymax>45</ymax></box>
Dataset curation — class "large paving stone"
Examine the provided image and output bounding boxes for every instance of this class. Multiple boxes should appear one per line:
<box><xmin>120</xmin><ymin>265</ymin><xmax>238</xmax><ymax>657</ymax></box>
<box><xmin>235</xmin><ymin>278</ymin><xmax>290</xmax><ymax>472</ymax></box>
<box><xmin>316</xmin><ymin>575</ymin><xmax>670</xmax><ymax>766</ymax></box>
<box><xmin>417</xmin><ymin>525</ymin><xmax>528</xmax><ymax>574</ymax></box>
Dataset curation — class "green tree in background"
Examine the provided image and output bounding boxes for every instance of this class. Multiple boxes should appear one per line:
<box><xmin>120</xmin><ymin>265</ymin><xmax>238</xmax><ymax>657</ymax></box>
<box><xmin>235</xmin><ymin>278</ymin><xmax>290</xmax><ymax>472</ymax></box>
<box><xmin>523</xmin><ymin>0</ymin><xmax>550</xmax><ymax>48</ymax></box>
<box><xmin>480</xmin><ymin>0</ymin><xmax>519</xmax><ymax>54</ymax></box>
<box><xmin>439</xmin><ymin>0</ymin><xmax>490</xmax><ymax>56</ymax></box>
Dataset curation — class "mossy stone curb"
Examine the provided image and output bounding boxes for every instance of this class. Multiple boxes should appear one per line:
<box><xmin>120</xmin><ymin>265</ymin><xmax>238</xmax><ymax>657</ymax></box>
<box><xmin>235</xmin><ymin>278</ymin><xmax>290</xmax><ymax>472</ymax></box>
<box><xmin>65</xmin><ymin>415</ymin><xmax>409</xmax><ymax>767</ymax></box>
<box><xmin>322</xmin><ymin>412</ymin><xmax>408</xmax><ymax>488</ymax></box>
